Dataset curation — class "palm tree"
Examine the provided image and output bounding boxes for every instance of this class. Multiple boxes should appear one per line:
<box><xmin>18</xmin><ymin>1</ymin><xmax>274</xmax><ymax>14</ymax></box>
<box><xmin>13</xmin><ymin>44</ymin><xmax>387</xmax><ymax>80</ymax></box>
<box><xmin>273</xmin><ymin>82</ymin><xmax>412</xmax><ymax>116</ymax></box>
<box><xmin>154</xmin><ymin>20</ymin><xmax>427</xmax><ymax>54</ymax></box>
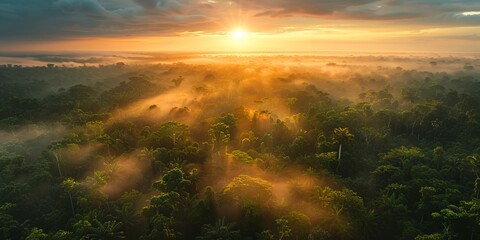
<box><xmin>276</xmin><ymin>219</ymin><xmax>291</xmax><ymax>240</ymax></box>
<box><xmin>86</xmin><ymin>219</ymin><xmax>125</xmax><ymax>240</ymax></box>
<box><xmin>208</xmin><ymin>122</ymin><xmax>230</xmax><ymax>155</ymax></box>
<box><xmin>196</xmin><ymin>218</ymin><xmax>240</xmax><ymax>240</ymax></box>
<box><xmin>115</xmin><ymin>205</ymin><xmax>138</xmax><ymax>236</ymax></box>
<box><xmin>332</xmin><ymin>127</ymin><xmax>354</xmax><ymax>161</ymax></box>
<box><xmin>322</xmin><ymin>206</ymin><xmax>351</xmax><ymax>238</ymax></box>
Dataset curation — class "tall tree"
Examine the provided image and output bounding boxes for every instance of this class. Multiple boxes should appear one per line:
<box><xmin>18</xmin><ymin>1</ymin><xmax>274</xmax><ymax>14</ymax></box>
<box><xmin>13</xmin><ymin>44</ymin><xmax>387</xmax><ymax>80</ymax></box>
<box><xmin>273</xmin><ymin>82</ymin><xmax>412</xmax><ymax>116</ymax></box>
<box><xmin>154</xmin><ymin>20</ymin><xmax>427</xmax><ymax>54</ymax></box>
<box><xmin>332</xmin><ymin>127</ymin><xmax>354</xmax><ymax>168</ymax></box>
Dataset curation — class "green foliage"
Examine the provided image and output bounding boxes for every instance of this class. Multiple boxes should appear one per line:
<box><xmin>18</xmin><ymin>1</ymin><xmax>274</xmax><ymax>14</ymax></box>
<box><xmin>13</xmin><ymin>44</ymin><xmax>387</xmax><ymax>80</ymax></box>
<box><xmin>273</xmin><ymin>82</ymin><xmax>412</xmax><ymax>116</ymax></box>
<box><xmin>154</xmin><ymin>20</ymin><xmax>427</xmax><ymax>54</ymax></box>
<box><xmin>415</xmin><ymin>233</ymin><xmax>445</xmax><ymax>240</ymax></box>
<box><xmin>196</xmin><ymin>218</ymin><xmax>240</xmax><ymax>240</ymax></box>
<box><xmin>146</xmin><ymin>122</ymin><xmax>189</xmax><ymax>149</ymax></box>
<box><xmin>229</xmin><ymin>150</ymin><xmax>254</xmax><ymax>164</ymax></box>
<box><xmin>25</xmin><ymin>228</ymin><xmax>48</xmax><ymax>240</ymax></box>
<box><xmin>209</xmin><ymin>122</ymin><xmax>230</xmax><ymax>149</ymax></box>
<box><xmin>104</xmin><ymin>121</ymin><xmax>139</xmax><ymax>154</ymax></box>
<box><xmin>50</xmin><ymin>230</ymin><xmax>74</xmax><ymax>240</ymax></box>
<box><xmin>256</xmin><ymin>230</ymin><xmax>274</xmax><ymax>240</ymax></box>
<box><xmin>0</xmin><ymin>203</ymin><xmax>28</xmax><ymax>240</ymax></box>
<box><xmin>316</xmin><ymin>187</ymin><xmax>366</xmax><ymax>219</ymax></box>
<box><xmin>332</xmin><ymin>127</ymin><xmax>354</xmax><ymax>145</ymax></box>
<box><xmin>100</xmin><ymin>76</ymin><xmax>161</xmax><ymax>109</ymax></box>
<box><xmin>315</xmin><ymin>152</ymin><xmax>338</xmax><ymax>171</ymax></box>
<box><xmin>216</xmin><ymin>114</ymin><xmax>238</xmax><ymax>139</ymax></box>
<box><xmin>85</xmin><ymin>219</ymin><xmax>125</xmax><ymax>240</ymax></box>
<box><xmin>280</xmin><ymin>211</ymin><xmax>312</xmax><ymax>239</ymax></box>
<box><xmin>276</xmin><ymin>218</ymin><xmax>291</xmax><ymax>240</ymax></box>
<box><xmin>153</xmin><ymin>168</ymin><xmax>191</xmax><ymax>193</ymax></box>
<box><xmin>380</xmin><ymin>146</ymin><xmax>425</xmax><ymax>167</ymax></box>
<box><xmin>222</xmin><ymin>175</ymin><xmax>273</xmax><ymax>204</ymax></box>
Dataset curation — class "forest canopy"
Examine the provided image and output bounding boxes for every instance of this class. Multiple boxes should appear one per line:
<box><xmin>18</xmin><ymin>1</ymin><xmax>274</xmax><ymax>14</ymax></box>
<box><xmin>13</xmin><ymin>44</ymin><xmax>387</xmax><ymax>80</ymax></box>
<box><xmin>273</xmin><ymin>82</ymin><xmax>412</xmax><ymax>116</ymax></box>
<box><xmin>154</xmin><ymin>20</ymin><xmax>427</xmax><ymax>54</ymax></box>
<box><xmin>0</xmin><ymin>53</ymin><xmax>480</xmax><ymax>239</ymax></box>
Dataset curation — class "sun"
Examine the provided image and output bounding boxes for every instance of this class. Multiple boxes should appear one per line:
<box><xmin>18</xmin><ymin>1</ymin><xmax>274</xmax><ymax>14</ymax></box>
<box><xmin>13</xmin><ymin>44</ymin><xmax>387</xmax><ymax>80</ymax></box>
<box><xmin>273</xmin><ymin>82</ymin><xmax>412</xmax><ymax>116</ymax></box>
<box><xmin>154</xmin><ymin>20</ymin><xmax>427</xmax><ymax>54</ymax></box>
<box><xmin>231</xmin><ymin>29</ymin><xmax>246</xmax><ymax>40</ymax></box>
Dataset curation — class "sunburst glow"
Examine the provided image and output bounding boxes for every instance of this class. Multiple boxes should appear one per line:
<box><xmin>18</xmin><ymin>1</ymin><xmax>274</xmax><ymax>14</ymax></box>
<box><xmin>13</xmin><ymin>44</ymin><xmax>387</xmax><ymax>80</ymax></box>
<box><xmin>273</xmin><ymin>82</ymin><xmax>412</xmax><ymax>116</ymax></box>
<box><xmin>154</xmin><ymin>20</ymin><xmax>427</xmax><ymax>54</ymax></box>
<box><xmin>231</xmin><ymin>29</ymin><xmax>246</xmax><ymax>40</ymax></box>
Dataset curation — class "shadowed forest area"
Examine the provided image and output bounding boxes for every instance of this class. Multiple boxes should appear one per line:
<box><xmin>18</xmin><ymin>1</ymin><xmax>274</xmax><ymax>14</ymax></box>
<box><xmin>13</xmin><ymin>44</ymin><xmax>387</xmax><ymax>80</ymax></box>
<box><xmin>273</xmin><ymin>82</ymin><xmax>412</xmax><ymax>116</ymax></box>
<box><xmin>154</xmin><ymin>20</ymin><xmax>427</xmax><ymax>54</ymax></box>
<box><xmin>1</xmin><ymin>54</ymin><xmax>480</xmax><ymax>240</ymax></box>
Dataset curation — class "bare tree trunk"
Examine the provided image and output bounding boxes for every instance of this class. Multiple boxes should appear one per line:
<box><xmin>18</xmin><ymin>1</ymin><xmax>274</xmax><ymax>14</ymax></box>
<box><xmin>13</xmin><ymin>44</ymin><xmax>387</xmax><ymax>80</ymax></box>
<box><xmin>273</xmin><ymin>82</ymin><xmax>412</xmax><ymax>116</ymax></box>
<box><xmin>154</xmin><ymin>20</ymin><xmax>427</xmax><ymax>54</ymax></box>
<box><xmin>68</xmin><ymin>192</ymin><xmax>75</xmax><ymax>215</ymax></box>
<box><xmin>54</xmin><ymin>150</ymin><xmax>75</xmax><ymax>215</ymax></box>
<box><xmin>53</xmin><ymin>151</ymin><xmax>63</xmax><ymax>177</ymax></box>
<box><xmin>336</xmin><ymin>143</ymin><xmax>342</xmax><ymax>172</ymax></box>
<box><xmin>338</xmin><ymin>143</ymin><xmax>342</xmax><ymax>160</ymax></box>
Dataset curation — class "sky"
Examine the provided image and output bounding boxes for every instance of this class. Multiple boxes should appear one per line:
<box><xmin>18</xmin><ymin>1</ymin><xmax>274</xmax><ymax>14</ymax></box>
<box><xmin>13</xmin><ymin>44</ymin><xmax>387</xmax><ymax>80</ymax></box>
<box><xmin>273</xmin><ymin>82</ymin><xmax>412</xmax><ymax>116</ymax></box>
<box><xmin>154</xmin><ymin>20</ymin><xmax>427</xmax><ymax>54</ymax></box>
<box><xmin>0</xmin><ymin>0</ymin><xmax>480</xmax><ymax>53</ymax></box>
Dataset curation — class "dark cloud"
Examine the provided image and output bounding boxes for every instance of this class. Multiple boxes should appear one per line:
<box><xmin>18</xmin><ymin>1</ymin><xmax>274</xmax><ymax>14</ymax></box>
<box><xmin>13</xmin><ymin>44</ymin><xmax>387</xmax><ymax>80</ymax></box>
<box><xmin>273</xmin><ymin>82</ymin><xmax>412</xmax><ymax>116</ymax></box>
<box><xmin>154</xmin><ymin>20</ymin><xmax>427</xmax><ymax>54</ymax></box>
<box><xmin>0</xmin><ymin>0</ymin><xmax>212</xmax><ymax>42</ymax></box>
<box><xmin>242</xmin><ymin>0</ymin><xmax>375</xmax><ymax>17</ymax></box>
<box><xmin>133</xmin><ymin>0</ymin><xmax>161</xmax><ymax>9</ymax></box>
<box><xmin>133</xmin><ymin>0</ymin><xmax>188</xmax><ymax>12</ymax></box>
<box><xmin>245</xmin><ymin>0</ymin><xmax>480</xmax><ymax>21</ymax></box>
<box><xmin>436</xmin><ymin>34</ymin><xmax>480</xmax><ymax>41</ymax></box>
<box><xmin>55</xmin><ymin>0</ymin><xmax>110</xmax><ymax>16</ymax></box>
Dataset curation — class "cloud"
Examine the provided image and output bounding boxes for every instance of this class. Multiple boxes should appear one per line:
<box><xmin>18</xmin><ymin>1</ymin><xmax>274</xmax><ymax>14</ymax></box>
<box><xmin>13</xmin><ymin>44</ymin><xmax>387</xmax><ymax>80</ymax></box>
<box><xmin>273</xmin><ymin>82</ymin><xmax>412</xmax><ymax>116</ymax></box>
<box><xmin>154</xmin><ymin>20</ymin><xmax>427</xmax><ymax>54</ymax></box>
<box><xmin>245</xmin><ymin>0</ymin><xmax>480</xmax><ymax>21</ymax></box>
<box><xmin>133</xmin><ymin>0</ymin><xmax>189</xmax><ymax>12</ymax></box>
<box><xmin>0</xmin><ymin>0</ymin><xmax>213</xmax><ymax>42</ymax></box>
<box><xmin>462</xmin><ymin>11</ymin><xmax>480</xmax><ymax>16</ymax></box>
<box><xmin>243</xmin><ymin>0</ymin><xmax>376</xmax><ymax>17</ymax></box>
<box><xmin>55</xmin><ymin>0</ymin><xmax>110</xmax><ymax>17</ymax></box>
<box><xmin>437</xmin><ymin>34</ymin><xmax>480</xmax><ymax>41</ymax></box>
<box><xmin>0</xmin><ymin>0</ymin><xmax>479</xmax><ymax>44</ymax></box>
<box><xmin>133</xmin><ymin>0</ymin><xmax>161</xmax><ymax>9</ymax></box>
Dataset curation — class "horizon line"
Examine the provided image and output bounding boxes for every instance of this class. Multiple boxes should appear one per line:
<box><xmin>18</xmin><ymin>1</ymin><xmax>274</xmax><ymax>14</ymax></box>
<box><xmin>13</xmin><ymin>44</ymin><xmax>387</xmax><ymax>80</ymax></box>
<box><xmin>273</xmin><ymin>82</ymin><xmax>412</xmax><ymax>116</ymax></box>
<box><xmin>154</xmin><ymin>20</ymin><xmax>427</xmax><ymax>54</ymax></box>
<box><xmin>1</xmin><ymin>50</ymin><xmax>480</xmax><ymax>55</ymax></box>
